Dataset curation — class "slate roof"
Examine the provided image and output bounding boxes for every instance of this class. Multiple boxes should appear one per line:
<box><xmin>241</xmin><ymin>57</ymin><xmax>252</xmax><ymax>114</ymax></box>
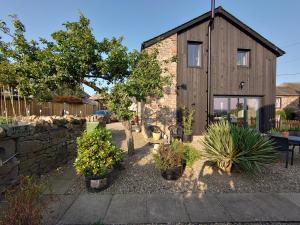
<box><xmin>142</xmin><ymin>6</ymin><xmax>285</xmax><ymax>57</ymax></box>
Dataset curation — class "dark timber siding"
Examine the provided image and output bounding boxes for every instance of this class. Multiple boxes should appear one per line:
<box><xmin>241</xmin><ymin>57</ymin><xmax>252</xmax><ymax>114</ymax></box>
<box><xmin>177</xmin><ymin>16</ymin><xmax>277</xmax><ymax>134</ymax></box>
<box><xmin>177</xmin><ymin>20</ymin><xmax>210</xmax><ymax>134</ymax></box>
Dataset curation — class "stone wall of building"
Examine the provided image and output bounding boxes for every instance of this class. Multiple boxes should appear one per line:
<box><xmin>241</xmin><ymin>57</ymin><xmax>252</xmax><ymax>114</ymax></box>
<box><xmin>0</xmin><ymin>116</ymin><xmax>85</xmax><ymax>194</ymax></box>
<box><xmin>278</xmin><ymin>96</ymin><xmax>299</xmax><ymax>110</ymax></box>
<box><xmin>142</xmin><ymin>34</ymin><xmax>178</xmax><ymax>135</ymax></box>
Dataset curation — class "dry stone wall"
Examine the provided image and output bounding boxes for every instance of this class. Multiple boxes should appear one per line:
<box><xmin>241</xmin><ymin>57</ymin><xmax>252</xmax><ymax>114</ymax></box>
<box><xmin>0</xmin><ymin>116</ymin><xmax>85</xmax><ymax>194</ymax></box>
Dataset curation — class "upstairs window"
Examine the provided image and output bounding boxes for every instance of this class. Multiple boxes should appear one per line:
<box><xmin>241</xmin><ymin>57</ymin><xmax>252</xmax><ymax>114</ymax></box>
<box><xmin>237</xmin><ymin>49</ymin><xmax>250</xmax><ymax>67</ymax></box>
<box><xmin>188</xmin><ymin>41</ymin><xmax>202</xmax><ymax>67</ymax></box>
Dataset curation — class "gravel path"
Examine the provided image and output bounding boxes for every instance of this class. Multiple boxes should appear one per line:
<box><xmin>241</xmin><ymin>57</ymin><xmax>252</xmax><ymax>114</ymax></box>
<box><xmin>97</xmin><ymin>122</ymin><xmax>300</xmax><ymax>194</ymax></box>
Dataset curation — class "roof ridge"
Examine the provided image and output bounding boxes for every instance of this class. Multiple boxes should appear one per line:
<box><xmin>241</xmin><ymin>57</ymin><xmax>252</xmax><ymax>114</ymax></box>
<box><xmin>141</xmin><ymin>6</ymin><xmax>285</xmax><ymax>56</ymax></box>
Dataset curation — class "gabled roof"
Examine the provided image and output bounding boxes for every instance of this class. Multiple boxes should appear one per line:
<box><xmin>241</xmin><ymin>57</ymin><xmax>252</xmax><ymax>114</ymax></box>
<box><xmin>142</xmin><ymin>6</ymin><xmax>285</xmax><ymax>57</ymax></box>
<box><xmin>276</xmin><ymin>83</ymin><xmax>300</xmax><ymax>96</ymax></box>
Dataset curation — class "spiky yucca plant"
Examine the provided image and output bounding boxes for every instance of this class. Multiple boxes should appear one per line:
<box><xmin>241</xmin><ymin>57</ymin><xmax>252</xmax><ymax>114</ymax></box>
<box><xmin>202</xmin><ymin>121</ymin><xmax>278</xmax><ymax>173</ymax></box>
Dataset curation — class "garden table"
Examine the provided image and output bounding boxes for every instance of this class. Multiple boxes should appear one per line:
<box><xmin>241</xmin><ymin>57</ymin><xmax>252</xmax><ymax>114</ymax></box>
<box><xmin>270</xmin><ymin>135</ymin><xmax>300</xmax><ymax>168</ymax></box>
<box><xmin>288</xmin><ymin>135</ymin><xmax>300</xmax><ymax>167</ymax></box>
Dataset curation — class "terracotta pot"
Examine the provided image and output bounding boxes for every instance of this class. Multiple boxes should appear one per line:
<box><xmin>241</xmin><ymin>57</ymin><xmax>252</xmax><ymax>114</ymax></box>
<box><xmin>152</xmin><ymin>131</ymin><xmax>161</xmax><ymax>141</ymax></box>
<box><xmin>281</xmin><ymin>131</ymin><xmax>289</xmax><ymax>138</ymax></box>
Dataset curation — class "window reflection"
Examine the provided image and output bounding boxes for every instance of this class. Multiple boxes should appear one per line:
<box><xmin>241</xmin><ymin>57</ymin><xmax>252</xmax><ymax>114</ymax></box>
<box><xmin>213</xmin><ymin>96</ymin><xmax>261</xmax><ymax>130</ymax></box>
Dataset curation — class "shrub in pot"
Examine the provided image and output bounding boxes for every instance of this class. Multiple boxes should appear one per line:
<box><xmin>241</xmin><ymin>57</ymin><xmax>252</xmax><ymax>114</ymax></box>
<box><xmin>153</xmin><ymin>140</ymin><xmax>200</xmax><ymax>180</ymax></box>
<box><xmin>74</xmin><ymin>127</ymin><xmax>123</xmax><ymax>192</ymax></box>
<box><xmin>202</xmin><ymin>121</ymin><xmax>278</xmax><ymax>174</ymax></box>
<box><xmin>153</xmin><ymin>143</ymin><xmax>185</xmax><ymax>180</ymax></box>
<box><xmin>182</xmin><ymin>107</ymin><xmax>194</xmax><ymax>143</ymax></box>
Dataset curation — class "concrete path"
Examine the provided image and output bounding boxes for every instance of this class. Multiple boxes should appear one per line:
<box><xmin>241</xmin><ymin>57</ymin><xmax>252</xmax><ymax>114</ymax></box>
<box><xmin>49</xmin><ymin>191</ymin><xmax>300</xmax><ymax>225</ymax></box>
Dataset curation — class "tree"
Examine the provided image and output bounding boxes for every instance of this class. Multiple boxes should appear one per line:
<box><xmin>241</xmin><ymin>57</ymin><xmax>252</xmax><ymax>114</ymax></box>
<box><xmin>0</xmin><ymin>14</ymin><xmax>130</xmax><ymax>101</ymax></box>
<box><xmin>1</xmin><ymin>14</ymin><xmax>170</xmax><ymax>155</ymax></box>
<box><xmin>107</xmin><ymin>50</ymin><xmax>170</xmax><ymax>155</ymax></box>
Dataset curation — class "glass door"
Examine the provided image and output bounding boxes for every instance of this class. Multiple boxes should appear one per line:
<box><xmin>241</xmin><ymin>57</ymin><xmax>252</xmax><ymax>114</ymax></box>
<box><xmin>229</xmin><ymin>97</ymin><xmax>245</xmax><ymax>127</ymax></box>
<box><xmin>246</xmin><ymin>98</ymin><xmax>261</xmax><ymax>129</ymax></box>
<box><xmin>213</xmin><ymin>96</ymin><xmax>261</xmax><ymax>130</ymax></box>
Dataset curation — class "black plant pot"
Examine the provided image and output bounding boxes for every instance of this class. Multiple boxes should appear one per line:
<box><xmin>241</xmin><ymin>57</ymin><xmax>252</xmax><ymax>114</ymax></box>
<box><xmin>182</xmin><ymin>134</ymin><xmax>193</xmax><ymax>143</ymax></box>
<box><xmin>161</xmin><ymin>163</ymin><xmax>186</xmax><ymax>180</ymax></box>
<box><xmin>85</xmin><ymin>170</ymin><xmax>113</xmax><ymax>192</ymax></box>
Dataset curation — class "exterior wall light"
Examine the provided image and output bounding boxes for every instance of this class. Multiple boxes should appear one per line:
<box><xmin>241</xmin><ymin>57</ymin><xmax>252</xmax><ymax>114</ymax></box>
<box><xmin>239</xmin><ymin>81</ymin><xmax>245</xmax><ymax>90</ymax></box>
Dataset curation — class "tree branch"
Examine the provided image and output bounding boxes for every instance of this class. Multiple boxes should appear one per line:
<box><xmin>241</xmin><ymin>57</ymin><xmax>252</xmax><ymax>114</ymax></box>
<box><xmin>82</xmin><ymin>79</ymin><xmax>103</xmax><ymax>93</ymax></box>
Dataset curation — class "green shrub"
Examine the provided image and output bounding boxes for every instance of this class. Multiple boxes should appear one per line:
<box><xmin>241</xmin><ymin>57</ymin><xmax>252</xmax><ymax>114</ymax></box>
<box><xmin>183</xmin><ymin>145</ymin><xmax>201</xmax><ymax>167</ymax></box>
<box><xmin>170</xmin><ymin>140</ymin><xmax>201</xmax><ymax>167</ymax></box>
<box><xmin>0</xmin><ymin>116</ymin><xmax>14</xmax><ymax>125</ymax></box>
<box><xmin>182</xmin><ymin>107</ymin><xmax>194</xmax><ymax>135</ymax></box>
<box><xmin>284</xmin><ymin>108</ymin><xmax>297</xmax><ymax>120</ymax></box>
<box><xmin>153</xmin><ymin>140</ymin><xmax>200</xmax><ymax>170</ymax></box>
<box><xmin>153</xmin><ymin>143</ymin><xmax>184</xmax><ymax>171</ymax></box>
<box><xmin>74</xmin><ymin>127</ymin><xmax>123</xmax><ymax>177</ymax></box>
<box><xmin>202</xmin><ymin>121</ymin><xmax>278</xmax><ymax>174</ymax></box>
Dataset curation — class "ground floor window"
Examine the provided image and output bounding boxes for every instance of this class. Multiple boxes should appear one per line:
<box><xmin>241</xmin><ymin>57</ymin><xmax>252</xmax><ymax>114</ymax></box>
<box><xmin>213</xmin><ymin>96</ymin><xmax>261</xmax><ymax>130</ymax></box>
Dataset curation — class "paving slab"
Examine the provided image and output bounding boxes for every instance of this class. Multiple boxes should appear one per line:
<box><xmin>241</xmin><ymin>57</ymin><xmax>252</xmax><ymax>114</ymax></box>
<box><xmin>147</xmin><ymin>193</ymin><xmax>189</xmax><ymax>223</ymax></box>
<box><xmin>279</xmin><ymin>193</ymin><xmax>300</xmax><ymax>208</ymax></box>
<box><xmin>44</xmin><ymin>178</ymin><xmax>75</xmax><ymax>195</ymax></box>
<box><xmin>216</xmin><ymin>193</ymin><xmax>273</xmax><ymax>222</ymax></box>
<box><xmin>183</xmin><ymin>193</ymin><xmax>232</xmax><ymax>222</ymax></box>
<box><xmin>252</xmin><ymin>193</ymin><xmax>300</xmax><ymax>222</ymax></box>
<box><xmin>42</xmin><ymin>195</ymin><xmax>76</xmax><ymax>225</ymax></box>
<box><xmin>58</xmin><ymin>193</ymin><xmax>112</xmax><ymax>225</ymax></box>
<box><xmin>103</xmin><ymin>193</ymin><xmax>147</xmax><ymax>224</ymax></box>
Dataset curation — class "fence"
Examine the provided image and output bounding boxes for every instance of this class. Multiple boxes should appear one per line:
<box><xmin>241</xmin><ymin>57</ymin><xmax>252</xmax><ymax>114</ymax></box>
<box><xmin>275</xmin><ymin>119</ymin><xmax>300</xmax><ymax>130</ymax></box>
<box><xmin>0</xmin><ymin>98</ymin><xmax>95</xmax><ymax>117</ymax></box>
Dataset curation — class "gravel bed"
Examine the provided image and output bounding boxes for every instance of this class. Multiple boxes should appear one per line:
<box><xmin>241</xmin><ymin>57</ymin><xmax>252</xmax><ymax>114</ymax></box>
<box><xmin>96</xmin><ymin>123</ymin><xmax>300</xmax><ymax>194</ymax></box>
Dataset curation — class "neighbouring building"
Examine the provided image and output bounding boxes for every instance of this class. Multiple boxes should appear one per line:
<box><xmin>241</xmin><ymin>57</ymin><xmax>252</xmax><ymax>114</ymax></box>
<box><xmin>141</xmin><ymin>6</ymin><xmax>285</xmax><ymax>135</ymax></box>
<box><xmin>276</xmin><ymin>83</ymin><xmax>300</xmax><ymax>119</ymax></box>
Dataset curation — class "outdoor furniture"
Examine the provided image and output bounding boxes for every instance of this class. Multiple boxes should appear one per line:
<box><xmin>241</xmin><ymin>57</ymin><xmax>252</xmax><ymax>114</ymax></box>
<box><xmin>270</xmin><ymin>135</ymin><xmax>300</xmax><ymax>168</ymax></box>
<box><xmin>288</xmin><ymin>136</ymin><xmax>300</xmax><ymax>166</ymax></box>
<box><xmin>168</xmin><ymin>125</ymin><xmax>183</xmax><ymax>143</ymax></box>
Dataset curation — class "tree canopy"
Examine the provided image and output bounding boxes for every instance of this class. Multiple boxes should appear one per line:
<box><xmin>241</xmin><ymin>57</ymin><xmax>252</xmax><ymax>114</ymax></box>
<box><xmin>0</xmin><ymin>14</ymin><xmax>130</xmax><ymax>101</ymax></box>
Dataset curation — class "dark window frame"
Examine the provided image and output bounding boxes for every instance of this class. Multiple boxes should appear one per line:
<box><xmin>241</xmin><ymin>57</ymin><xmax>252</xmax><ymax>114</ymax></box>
<box><xmin>237</xmin><ymin>48</ymin><xmax>251</xmax><ymax>68</ymax></box>
<box><xmin>187</xmin><ymin>41</ymin><xmax>203</xmax><ymax>68</ymax></box>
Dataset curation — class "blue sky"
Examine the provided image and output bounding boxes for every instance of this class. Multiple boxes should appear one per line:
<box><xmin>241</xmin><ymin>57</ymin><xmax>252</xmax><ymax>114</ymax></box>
<box><xmin>1</xmin><ymin>0</ymin><xmax>299</xmax><ymax>95</ymax></box>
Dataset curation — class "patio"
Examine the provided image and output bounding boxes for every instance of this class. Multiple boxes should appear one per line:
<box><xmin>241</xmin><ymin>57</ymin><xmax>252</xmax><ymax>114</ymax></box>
<box><xmin>40</xmin><ymin>122</ymin><xmax>300</xmax><ymax>224</ymax></box>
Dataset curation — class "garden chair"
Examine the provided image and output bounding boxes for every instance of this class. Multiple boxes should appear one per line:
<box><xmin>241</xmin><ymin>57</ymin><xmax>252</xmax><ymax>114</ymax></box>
<box><xmin>168</xmin><ymin>125</ymin><xmax>183</xmax><ymax>143</ymax></box>
<box><xmin>270</xmin><ymin>135</ymin><xmax>293</xmax><ymax>168</ymax></box>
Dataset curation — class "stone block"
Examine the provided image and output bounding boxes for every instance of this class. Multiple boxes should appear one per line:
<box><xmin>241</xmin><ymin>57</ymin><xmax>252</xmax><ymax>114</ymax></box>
<box><xmin>59</xmin><ymin>193</ymin><xmax>112</xmax><ymax>224</ymax></box>
<box><xmin>0</xmin><ymin>139</ymin><xmax>16</xmax><ymax>157</ymax></box>
<box><xmin>17</xmin><ymin>140</ymin><xmax>43</xmax><ymax>154</ymax></box>
<box><xmin>147</xmin><ymin>193</ymin><xmax>189</xmax><ymax>223</ymax></box>
<box><xmin>104</xmin><ymin>194</ymin><xmax>147</xmax><ymax>224</ymax></box>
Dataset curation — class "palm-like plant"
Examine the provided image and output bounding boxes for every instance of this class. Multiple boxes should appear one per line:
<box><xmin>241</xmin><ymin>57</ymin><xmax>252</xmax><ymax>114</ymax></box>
<box><xmin>202</xmin><ymin>121</ymin><xmax>278</xmax><ymax>173</ymax></box>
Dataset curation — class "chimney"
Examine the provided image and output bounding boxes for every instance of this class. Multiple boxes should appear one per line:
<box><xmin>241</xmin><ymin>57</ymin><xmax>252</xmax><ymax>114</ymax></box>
<box><xmin>211</xmin><ymin>0</ymin><xmax>215</xmax><ymax>20</ymax></box>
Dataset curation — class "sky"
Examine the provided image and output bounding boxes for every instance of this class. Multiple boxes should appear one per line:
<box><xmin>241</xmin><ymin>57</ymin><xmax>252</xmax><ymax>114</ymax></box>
<box><xmin>1</xmin><ymin>0</ymin><xmax>300</xmax><ymax>95</ymax></box>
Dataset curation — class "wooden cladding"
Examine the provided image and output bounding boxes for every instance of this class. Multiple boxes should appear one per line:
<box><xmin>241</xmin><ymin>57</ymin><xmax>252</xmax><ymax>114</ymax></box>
<box><xmin>177</xmin><ymin>16</ymin><xmax>277</xmax><ymax>134</ymax></box>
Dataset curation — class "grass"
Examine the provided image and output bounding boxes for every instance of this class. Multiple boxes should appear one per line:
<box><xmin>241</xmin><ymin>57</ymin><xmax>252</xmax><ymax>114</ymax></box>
<box><xmin>86</xmin><ymin>122</ymin><xmax>99</xmax><ymax>133</ymax></box>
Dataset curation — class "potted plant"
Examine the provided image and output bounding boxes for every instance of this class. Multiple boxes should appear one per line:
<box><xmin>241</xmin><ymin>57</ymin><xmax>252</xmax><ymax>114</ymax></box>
<box><xmin>74</xmin><ymin>127</ymin><xmax>123</xmax><ymax>192</ymax></box>
<box><xmin>182</xmin><ymin>107</ymin><xmax>194</xmax><ymax>143</ymax></box>
<box><xmin>153</xmin><ymin>141</ymin><xmax>186</xmax><ymax>180</ymax></box>
<box><xmin>152</xmin><ymin>126</ymin><xmax>161</xmax><ymax>141</ymax></box>
<box><xmin>281</xmin><ymin>128</ymin><xmax>289</xmax><ymax>138</ymax></box>
<box><xmin>202</xmin><ymin>121</ymin><xmax>278</xmax><ymax>174</ymax></box>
